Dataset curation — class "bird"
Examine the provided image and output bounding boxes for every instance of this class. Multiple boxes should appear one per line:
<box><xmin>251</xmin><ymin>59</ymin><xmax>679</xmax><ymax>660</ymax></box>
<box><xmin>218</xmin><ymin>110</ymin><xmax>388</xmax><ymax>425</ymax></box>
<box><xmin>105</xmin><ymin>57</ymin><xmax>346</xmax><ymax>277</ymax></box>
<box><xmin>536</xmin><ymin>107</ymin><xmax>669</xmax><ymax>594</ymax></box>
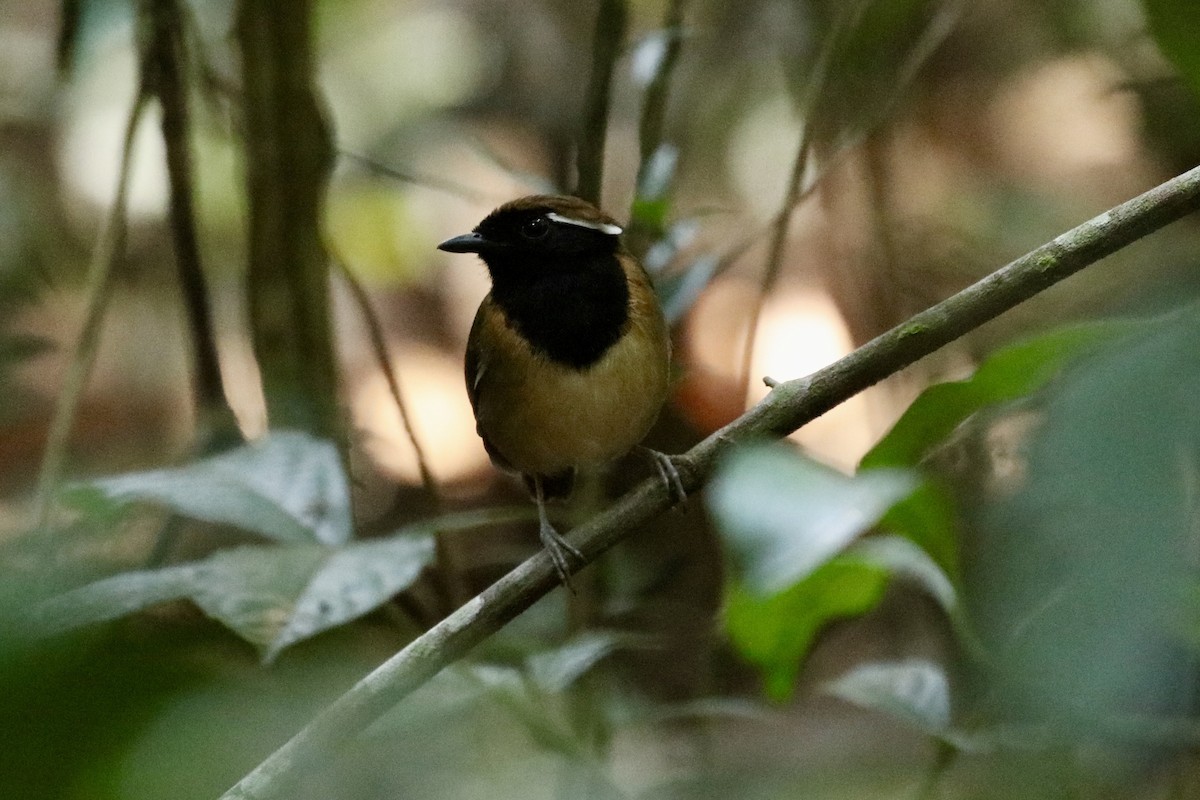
<box><xmin>438</xmin><ymin>194</ymin><xmax>679</xmax><ymax>586</ymax></box>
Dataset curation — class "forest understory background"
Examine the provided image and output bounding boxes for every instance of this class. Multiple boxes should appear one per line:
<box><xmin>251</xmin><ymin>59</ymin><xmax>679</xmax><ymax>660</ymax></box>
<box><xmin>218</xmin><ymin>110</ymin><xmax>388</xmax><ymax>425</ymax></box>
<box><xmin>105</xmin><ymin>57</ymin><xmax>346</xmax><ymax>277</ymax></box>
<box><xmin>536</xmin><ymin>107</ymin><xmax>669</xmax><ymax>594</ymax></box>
<box><xmin>3</xmin><ymin>0</ymin><xmax>1200</xmax><ymax>798</ymax></box>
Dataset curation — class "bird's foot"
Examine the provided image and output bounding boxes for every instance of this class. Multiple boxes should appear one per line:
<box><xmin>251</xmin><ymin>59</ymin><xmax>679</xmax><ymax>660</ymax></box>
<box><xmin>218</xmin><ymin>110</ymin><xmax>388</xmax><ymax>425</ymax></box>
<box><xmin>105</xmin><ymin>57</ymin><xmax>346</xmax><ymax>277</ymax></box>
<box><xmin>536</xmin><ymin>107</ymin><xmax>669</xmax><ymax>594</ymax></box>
<box><xmin>639</xmin><ymin>446</ymin><xmax>687</xmax><ymax>504</ymax></box>
<box><xmin>539</xmin><ymin>518</ymin><xmax>584</xmax><ymax>590</ymax></box>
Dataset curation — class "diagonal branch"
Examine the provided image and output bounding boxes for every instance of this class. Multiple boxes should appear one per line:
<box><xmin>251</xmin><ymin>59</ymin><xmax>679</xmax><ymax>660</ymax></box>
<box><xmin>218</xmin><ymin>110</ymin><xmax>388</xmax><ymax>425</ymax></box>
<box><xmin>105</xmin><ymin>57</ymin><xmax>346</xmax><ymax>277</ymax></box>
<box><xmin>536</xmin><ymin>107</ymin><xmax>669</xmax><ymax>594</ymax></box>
<box><xmin>32</xmin><ymin>91</ymin><xmax>150</xmax><ymax>531</ymax></box>
<box><xmin>220</xmin><ymin>164</ymin><xmax>1200</xmax><ymax>800</ymax></box>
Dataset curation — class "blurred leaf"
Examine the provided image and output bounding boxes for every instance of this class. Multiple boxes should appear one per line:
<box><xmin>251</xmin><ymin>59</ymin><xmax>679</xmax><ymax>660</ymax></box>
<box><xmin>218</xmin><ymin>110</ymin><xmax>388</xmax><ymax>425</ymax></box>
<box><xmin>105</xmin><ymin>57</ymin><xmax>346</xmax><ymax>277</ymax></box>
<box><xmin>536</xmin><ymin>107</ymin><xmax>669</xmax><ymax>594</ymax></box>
<box><xmin>638</xmin><ymin>697</ymin><xmax>774</xmax><ymax>725</ymax></box>
<box><xmin>526</xmin><ymin>631</ymin><xmax>628</xmax><ymax>694</ymax></box>
<box><xmin>968</xmin><ymin>305</ymin><xmax>1200</xmax><ymax>740</ymax></box>
<box><xmin>726</xmin><ymin>558</ymin><xmax>889</xmax><ymax>700</ymax></box>
<box><xmin>824</xmin><ymin>660</ymin><xmax>951</xmax><ymax>736</ymax></box>
<box><xmin>634</xmin><ymin>144</ymin><xmax>679</xmax><ymax>205</ymax></box>
<box><xmin>644</xmin><ymin>217</ymin><xmax>699</xmax><ymax>273</ymax></box>
<box><xmin>463</xmin><ymin>664</ymin><xmax>590</xmax><ymax>759</ymax></box>
<box><xmin>709</xmin><ymin>445</ymin><xmax>918</xmax><ymax>595</ymax></box>
<box><xmin>876</xmin><ymin>482</ymin><xmax>960</xmax><ymax>581</ymax></box>
<box><xmin>35</xmin><ymin>529</ymin><xmax>435</xmax><ymax>662</ymax></box>
<box><xmin>326</xmin><ymin>185</ymin><xmax>430</xmax><ymax>283</ymax></box>
<box><xmin>62</xmin><ymin>431</ymin><xmax>352</xmax><ymax>546</ymax></box>
<box><xmin>1144</xmin><ymin>0</ymin><xmax>1200</xmax><ymax>98</ymax></box>
<box><xmin>630</xmin><ymin>29</ymin><xmax>675</xmax><ymax>88</ymax></box>
<box><xmin>849</xmin><ymin>535</ymin><xmax>956</xmax><ymax>615</ymax></box>
<box><xmin>798</xmin><ymin>0</ymin><xmax>960</xmax><ymax>153</ymax></box>
<box><xmin>861</xmin><ymin>319</ymin><xmax>1141</xmax><ymax>470</ymax></box>
<box><xmin>659</xmin><ymin>252</ymin><xmax>718</xmax><ymax>325</ymax></box>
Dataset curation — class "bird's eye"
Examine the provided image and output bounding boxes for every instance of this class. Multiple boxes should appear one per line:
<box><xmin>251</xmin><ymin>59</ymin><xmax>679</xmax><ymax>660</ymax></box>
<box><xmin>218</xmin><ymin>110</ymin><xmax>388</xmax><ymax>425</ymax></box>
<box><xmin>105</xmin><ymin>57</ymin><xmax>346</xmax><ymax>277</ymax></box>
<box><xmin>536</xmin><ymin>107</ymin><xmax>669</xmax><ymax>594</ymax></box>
<box><xmin>520</xmin><ymin>216</ymin><xmax>550</xmax><ymax>240</ymax></box>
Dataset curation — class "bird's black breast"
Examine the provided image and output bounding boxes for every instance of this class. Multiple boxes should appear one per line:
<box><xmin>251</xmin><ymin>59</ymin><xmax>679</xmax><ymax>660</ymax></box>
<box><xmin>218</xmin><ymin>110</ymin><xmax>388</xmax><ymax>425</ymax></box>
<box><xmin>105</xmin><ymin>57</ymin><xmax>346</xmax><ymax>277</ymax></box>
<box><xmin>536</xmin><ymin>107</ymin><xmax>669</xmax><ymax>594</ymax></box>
<box><xmin>488</xmin><ymin>253</ymin><xmax>630</xmax><ymax>369</ymax></box>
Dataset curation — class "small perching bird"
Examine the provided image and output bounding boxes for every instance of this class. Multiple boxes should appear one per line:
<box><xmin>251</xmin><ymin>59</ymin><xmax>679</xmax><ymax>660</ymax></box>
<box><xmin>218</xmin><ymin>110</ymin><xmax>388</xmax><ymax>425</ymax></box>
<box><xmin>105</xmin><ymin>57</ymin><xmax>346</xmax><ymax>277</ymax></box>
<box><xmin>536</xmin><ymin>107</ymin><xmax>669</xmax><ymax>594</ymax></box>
<box><xmin>439</xmin><ymin>195</ymin><xmax>677</xmax><ymax>586</ymax></box>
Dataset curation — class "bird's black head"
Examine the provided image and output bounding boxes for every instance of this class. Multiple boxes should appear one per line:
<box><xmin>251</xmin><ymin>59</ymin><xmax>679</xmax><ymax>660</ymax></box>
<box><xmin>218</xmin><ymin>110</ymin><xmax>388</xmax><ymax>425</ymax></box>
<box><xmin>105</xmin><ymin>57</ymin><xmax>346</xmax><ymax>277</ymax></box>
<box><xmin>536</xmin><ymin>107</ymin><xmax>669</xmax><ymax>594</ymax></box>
<box><xmin>439</xmin><ymin>195</ymin><xmax>632</xmax><ymax>369</ymax></box>
<box><xmin>438</xmin><ymin>194</ymin><xmax>624</xmax><ymax>274</ymax></box>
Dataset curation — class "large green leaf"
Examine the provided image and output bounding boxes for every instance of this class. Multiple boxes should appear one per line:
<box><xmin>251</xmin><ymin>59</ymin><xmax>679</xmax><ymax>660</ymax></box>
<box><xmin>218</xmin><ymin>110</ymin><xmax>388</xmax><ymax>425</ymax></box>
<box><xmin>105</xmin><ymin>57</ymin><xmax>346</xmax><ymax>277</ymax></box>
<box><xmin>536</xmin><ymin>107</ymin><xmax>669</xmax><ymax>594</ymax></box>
<box><xmin>63</xmin><ymin>431</ymin><xmax>351</xmax><ymax>546</ymax></box>
<box><xmin>709</xmin><ymin>444</ymin><xmax>919</xmax><ymax>595</ymax></box>
<box><xmin>725</xmin><ymin>558</ymin><xmax>890</xmax><ymax>700</ymax></box>
<box><xmin>31</xmin><ymin>508</ymin><xmax>539</xmax><ymax>661</ymax></box>
<box><xmin>34</xmin><ymin>529</ymin><xmax>434</xmax><ymax>662</ymax></box>
<box><xmin>967</xmin><ymin>306</ymin><xmax>1200</xmax><ymax>739</ymax></box>
<box><xmin>861</xmin><ymin>320</ymin><xmax>1139</xmax><ymax>470</ymax></box>
<box><xmin>876</xmin><ymin>482</ymin><xmax>960</xmax><ymax>581</ymax></box>
<box><xmin>1144</xmin><ymin>0</ymin><xmax>1200</xmax><ymax>97</ymax></box>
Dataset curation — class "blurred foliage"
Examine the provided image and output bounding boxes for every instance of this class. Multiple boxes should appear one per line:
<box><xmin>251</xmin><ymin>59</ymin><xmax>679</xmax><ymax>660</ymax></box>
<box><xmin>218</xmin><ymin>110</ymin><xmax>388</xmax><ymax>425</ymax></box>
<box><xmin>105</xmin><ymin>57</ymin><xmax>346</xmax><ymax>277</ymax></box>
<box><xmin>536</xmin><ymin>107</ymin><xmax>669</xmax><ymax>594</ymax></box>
<box><xmin>1143</xmin><ymin>0</ymin><xmax>1200</xmax><ymax>98</ymax></box>
<box><xmin>3</xmin><ymin>0</ymin><xmax>1200</xmax><ymax>797</ymax></box>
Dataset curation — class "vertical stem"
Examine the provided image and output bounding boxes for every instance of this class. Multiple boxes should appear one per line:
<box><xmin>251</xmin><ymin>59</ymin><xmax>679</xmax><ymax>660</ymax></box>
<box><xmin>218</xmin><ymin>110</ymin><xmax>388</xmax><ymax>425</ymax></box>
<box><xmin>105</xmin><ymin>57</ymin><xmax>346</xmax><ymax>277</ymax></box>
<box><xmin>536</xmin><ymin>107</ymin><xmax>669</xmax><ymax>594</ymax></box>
<box><xmin>574</xmin><ymin>0</ymin><xmax>627</xmax><ymax>205</ymax></box>
<box><xmin>146</xmin><ymin>0</ymin><xmax>239</xmax><ymax>445</ymax></box>
<box><xmin>236</xmin><ymin>0</ymin><xmax>340</xmax><ymax>441</ymax></box>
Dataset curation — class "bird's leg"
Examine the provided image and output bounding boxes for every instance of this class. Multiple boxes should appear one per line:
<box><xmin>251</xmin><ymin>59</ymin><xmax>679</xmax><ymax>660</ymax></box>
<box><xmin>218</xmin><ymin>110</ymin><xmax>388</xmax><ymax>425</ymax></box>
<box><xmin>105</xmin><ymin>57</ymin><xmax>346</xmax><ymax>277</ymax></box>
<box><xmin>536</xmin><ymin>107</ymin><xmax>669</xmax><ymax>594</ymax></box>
<box><xmin>638</xmin><ymin>446</ymin><xmax>687</xmax><ymax>504</ymax></box>
<box><xmin>534</xmin><ymin>475</ymin><xmax>584</xmax><ymax>588</ymax></box>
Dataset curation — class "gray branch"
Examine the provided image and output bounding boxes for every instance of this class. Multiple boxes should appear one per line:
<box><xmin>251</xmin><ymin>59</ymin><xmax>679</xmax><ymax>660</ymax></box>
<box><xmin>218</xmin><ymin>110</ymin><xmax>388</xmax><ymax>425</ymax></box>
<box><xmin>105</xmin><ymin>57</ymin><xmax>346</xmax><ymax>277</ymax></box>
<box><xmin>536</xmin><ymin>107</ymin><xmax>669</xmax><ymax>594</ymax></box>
<box><xmin>220</xmin><ymin>164</ymin><xmax>1200</xmax><ymax>800</ymax></box>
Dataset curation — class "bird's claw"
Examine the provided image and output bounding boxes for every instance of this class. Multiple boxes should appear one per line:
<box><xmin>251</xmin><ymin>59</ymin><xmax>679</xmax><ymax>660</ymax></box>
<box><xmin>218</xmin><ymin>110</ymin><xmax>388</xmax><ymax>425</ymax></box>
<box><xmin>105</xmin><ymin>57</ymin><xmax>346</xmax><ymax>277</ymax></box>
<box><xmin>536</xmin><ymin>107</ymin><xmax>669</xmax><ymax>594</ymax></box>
<box><xmin>539</xmin><ymin>519</ymin><xmax>583</xmax><ymax>590</ymax></box>
<box><xmin>640</xmin><ymin>447</ymin><xmax>687</xmax><ymax>504</ymax></box>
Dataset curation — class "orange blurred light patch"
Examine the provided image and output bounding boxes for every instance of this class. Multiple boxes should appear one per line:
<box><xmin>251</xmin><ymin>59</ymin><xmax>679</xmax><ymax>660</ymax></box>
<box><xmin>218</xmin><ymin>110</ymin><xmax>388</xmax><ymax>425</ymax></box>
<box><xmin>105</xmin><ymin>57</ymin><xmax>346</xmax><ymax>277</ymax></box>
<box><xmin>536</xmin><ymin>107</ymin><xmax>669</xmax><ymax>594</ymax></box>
<box><xmin>351</xmin><ymin>344</ymin><xmax>489</xmax><ymax>486</ymax></box>
<box><xmin>685</xmin><ymin>278</ymin><xmax>875</xmax><ymax>470</ymax></box>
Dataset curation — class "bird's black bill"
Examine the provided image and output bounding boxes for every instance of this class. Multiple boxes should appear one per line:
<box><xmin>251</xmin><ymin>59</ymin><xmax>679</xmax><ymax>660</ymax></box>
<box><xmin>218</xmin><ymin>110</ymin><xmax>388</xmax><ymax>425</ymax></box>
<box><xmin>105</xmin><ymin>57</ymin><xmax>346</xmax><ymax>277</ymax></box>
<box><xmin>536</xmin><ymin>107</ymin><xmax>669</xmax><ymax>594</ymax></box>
<box><xmin>438</xmin><ymin>232</ymin><xmax>492</xmax><ymax>254</ymax></box>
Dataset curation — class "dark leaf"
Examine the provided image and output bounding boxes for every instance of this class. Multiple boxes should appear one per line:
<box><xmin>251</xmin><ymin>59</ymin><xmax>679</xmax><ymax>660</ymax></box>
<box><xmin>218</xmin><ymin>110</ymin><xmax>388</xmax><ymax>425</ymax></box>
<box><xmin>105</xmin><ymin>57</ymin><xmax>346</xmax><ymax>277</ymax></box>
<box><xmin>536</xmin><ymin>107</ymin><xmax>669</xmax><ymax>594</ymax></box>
<box><xmin>1144</xmin><ymin>0</ymin><xmax>1200</xmax><ymax>98</ymax></box>
<box><xmin>861</xmin><ymin>319</ymin><xmax>1140</xmax><ymax>470</ymax></box>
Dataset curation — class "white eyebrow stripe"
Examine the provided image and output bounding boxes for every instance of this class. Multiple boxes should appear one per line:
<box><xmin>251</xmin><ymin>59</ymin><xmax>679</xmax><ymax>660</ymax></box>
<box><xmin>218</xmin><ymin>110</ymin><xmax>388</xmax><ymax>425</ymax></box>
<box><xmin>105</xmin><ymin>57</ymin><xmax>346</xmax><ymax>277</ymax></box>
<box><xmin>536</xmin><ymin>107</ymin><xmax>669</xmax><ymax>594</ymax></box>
<box><xmin>546</xmin><ymin>212</ymin><xmax>623</xmax><ymax>236</ymax></box>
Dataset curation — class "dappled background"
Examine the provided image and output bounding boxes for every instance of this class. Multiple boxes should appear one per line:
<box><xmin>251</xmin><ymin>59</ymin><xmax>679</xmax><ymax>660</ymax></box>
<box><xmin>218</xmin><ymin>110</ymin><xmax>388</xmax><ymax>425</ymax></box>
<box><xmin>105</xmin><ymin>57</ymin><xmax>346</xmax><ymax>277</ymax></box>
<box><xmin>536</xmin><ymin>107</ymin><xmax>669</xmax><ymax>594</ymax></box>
<box><xmin>2</xmin><ymin>0</ymin><xmax>1200</xmax><ymax>798</ymax></box>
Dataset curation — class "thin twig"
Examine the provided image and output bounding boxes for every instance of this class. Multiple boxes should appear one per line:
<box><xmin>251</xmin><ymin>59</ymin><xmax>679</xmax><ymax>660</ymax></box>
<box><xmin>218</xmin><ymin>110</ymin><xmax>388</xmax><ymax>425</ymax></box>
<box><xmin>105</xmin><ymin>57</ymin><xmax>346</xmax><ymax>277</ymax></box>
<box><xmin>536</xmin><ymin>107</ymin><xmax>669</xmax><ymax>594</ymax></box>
<box><xmin>32</xmin><ymin>90</ymin><xmax>150</xmax><ymax>530</ymax></box>
<box><xmin>733</xmin><ymin>3</ymin><xmax>848</xmax><ymax>400</ymax></box>
<box><xmin>625</xmin><ymin>0</ymin><xmax>688</xmax><ymax>257</ymax></box>
<box><xmin>574</xmin><ymin>0</ymin><xmax>627</xmax><ymax>205</ymax></box>
<box><xmin>735</xmin><ymin>124</ymin><xmax>815</xmax><ymax>401</ymax></box>
<box><xmin>332</xmin><ymin>260</ymin><xmax>437</xmax><ymax>501</ymax></box>
<box><xmin>338</xmin><ymin>151</ymin><xmax>498</xmax><ymax>205</ymax></box>
<box><xmin>735</xmin><ymin>1</ymin><xmax>963</xmax><ymax>399</ymax></box>
<box><xmin>219</xmin><ymin>163</ymin><xmax>1200</xmax><ymax>800</ymax></box>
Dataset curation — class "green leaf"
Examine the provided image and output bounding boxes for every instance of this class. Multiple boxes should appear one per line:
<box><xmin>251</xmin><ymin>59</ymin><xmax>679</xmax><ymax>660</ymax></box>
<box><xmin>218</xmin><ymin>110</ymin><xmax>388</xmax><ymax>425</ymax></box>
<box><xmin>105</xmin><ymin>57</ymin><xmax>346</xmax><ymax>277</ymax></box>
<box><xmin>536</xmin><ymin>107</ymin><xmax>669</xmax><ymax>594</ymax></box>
<box><xmin>63</xmin><ymin>431</ymin><xmax>352</xmax><ymax>546</ymax></box>
<box><xmin>1144</xmin><ymin>0</ymin><xmax>1200</xmax><ymax>97</ymax></box>
<box><xmin>525</xmin><ymin>631</ymin><xmax>629</xmax><ymax>694</ymax></box>
<box><xmin>725</xmin><ymin>558</ymin><xmax>889</xmax><ymax>700</ymax></box>
<box><xmin>861</xmin><ymin>319</ymin><xmax>1140</xmax><ymax>470</ymax></box>
<box><xmin>877</xmin><ymin>482</ymin><xmax>960</xmax><ymax>581</ymax></box>
<box><xmin>850</xmin><ymin>535</ymin><xmax>956</xmax><ymax>615</ymax></box>
<box><xmin>709</xmin><ymin>445</ymin><xmax>919</xmax><ymax>595</ymax></box>
<box><xmin>34</xmin><ymin>530</ymin><xmax>435</xmax><ymax>662</ymax></box>
<box><xmin>969</xmin><ymin>306</ymin><xmax>1200</xmax><ymax>733</ymax></box>
<box><xmin>824</xmin><ymin>660</ymin><xmax>951</xmax><ymax>736</ymax></box>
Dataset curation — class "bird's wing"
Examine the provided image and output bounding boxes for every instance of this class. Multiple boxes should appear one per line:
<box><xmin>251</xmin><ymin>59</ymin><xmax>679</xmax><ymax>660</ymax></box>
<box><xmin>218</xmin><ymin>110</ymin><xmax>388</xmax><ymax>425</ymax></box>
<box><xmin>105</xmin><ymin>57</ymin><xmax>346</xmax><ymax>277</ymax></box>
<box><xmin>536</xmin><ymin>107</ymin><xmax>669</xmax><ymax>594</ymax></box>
<box><xmin>464</xmin><ymin>300</ymin><xmax>489</xmax><ymax>414</ymax></box>
<box><xmin>464</xmin><ymin>297</ymin><xmax>516</xmax><ymax>472</ymax></box>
